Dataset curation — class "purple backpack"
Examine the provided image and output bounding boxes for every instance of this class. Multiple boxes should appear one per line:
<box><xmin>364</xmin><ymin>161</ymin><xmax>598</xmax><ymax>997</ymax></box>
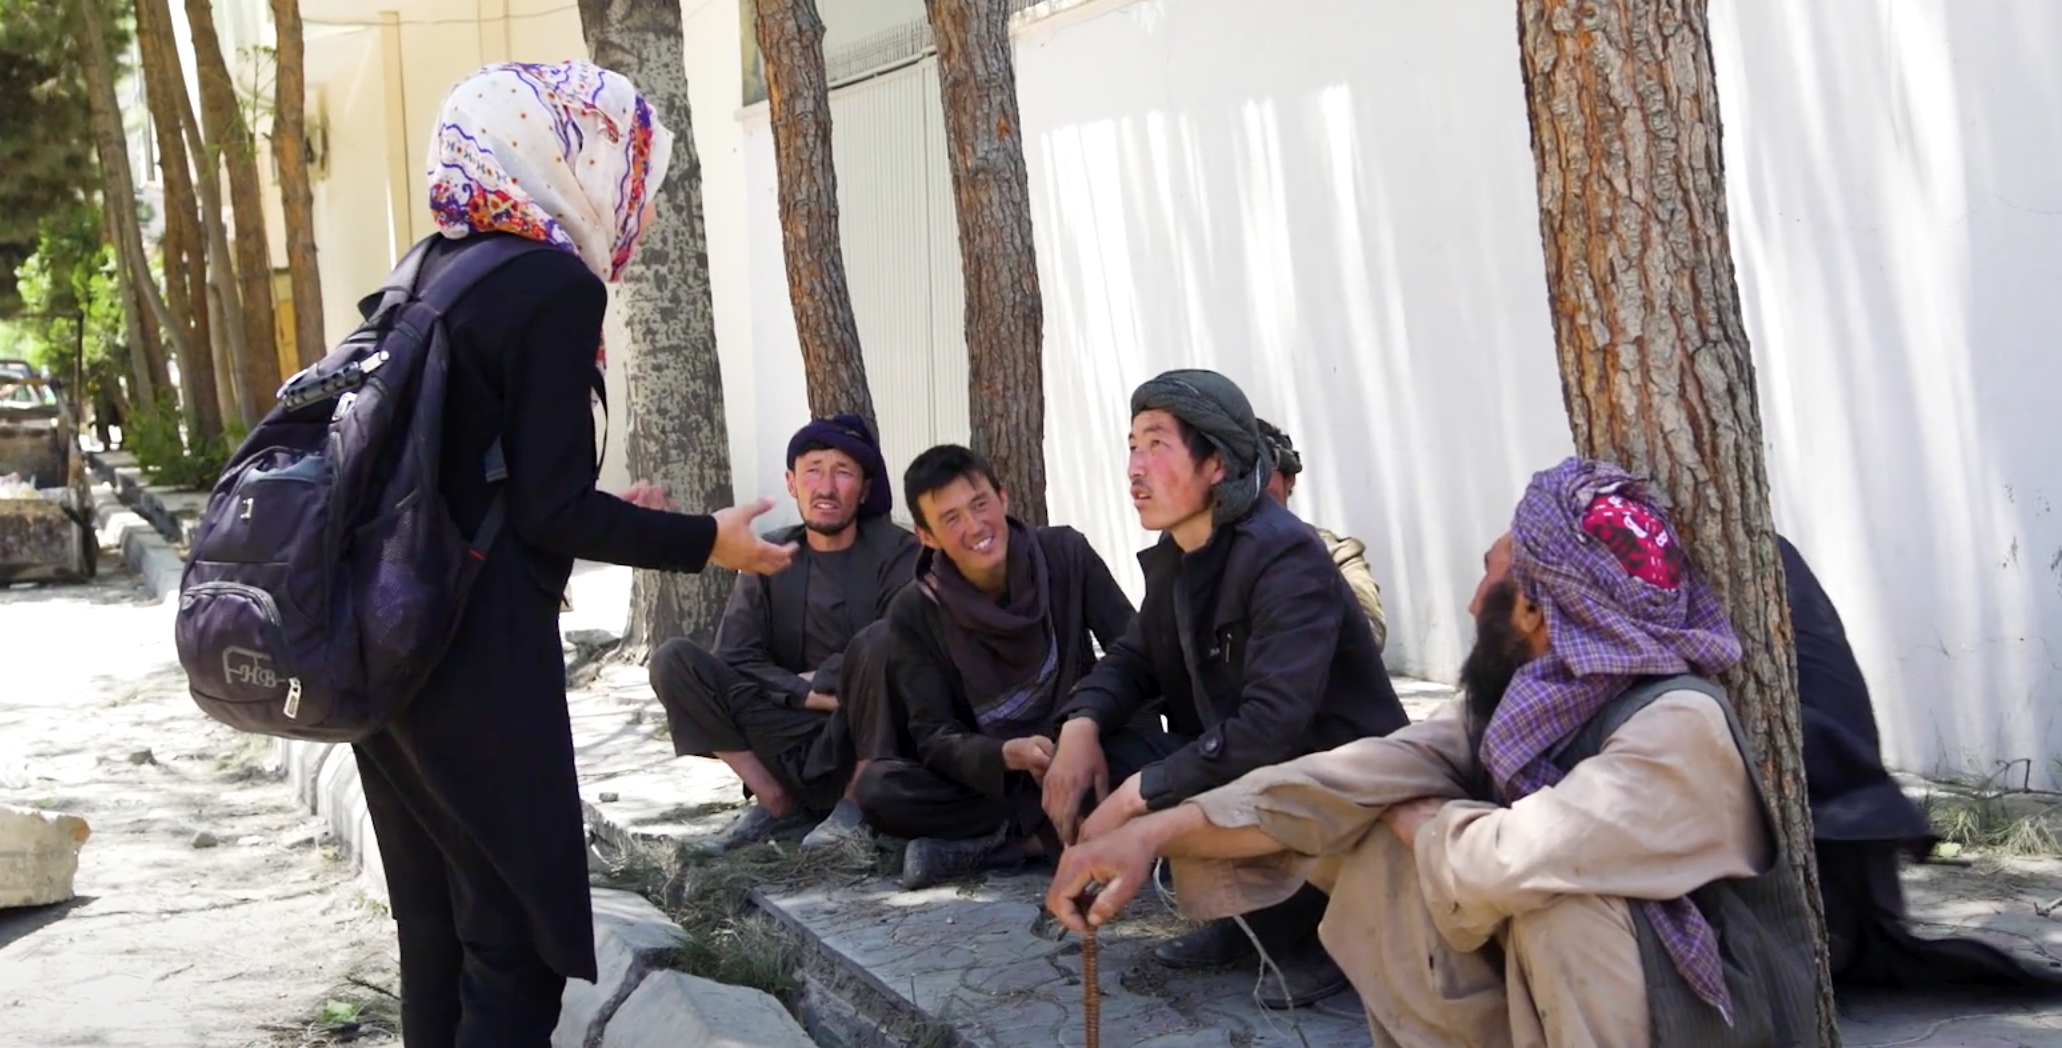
<box><xmin>174</xmin><ymin>235</ymin><xmax>550</xmax><ymax>743</ymax></box>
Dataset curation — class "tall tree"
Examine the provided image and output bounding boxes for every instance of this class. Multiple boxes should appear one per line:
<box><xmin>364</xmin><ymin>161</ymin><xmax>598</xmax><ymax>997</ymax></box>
<box><xmin>132</xmin><ymin>0</ymin><xmax>224</xmax><ymax>441</ymax></box>
<box><xmin>154</xmin><ymin>0</ymin><xmax>253</xmax><ymax>426</ymax></box>
<box><xmin>579</xmin><ymin>0</ymin><xmax>739</xmax><ymax>657</ymax></box>
<box><xmin>270</xmin><ymin>0</ymin><xmax>324</xmax><ymax>368</ymax></box>
<box><xmin>0</xmin><ymin>0</ymin><xmax>99</xmax><ymax>314</ymax></box>
<box><xmin>753</xmin><ymin>0</ymin><xmax>875</xmax><ymax>427</ymax></box>
<box><xmin>924</xmin><ymin>0</ymin><xmax>1046</xmax><ymax>524</ymax></box>
<box><xmin>186</xmin><ymin>0</ymin><xmax>280</xmax><ymax>421</ymax></box>
<box><xmin>1514</xmin><ymin>1</ymin><xmax>1838</xmax><ymax>1044</ymax></box>
<box><xmin>73</xmin><ymin>0</ymin><xmax>170</xmax><ymax>404</ymax></box>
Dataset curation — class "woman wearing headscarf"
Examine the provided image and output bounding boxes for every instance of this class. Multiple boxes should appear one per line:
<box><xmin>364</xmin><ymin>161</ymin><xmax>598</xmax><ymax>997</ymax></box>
<box><xmin>355</xmin><ymin>61</ymin><xmax>794</xmax><ymax>1047</ymax></box>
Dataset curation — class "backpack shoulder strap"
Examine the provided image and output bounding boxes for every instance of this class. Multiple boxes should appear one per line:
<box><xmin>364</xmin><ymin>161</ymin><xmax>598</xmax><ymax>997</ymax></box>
<box><xmin>356</xmin><ymin>236</ymin><xmax>439</xmax><ymax>320</ymax></box>
<box><xmin>417</xmin><ymin>235</ymin><xmax>559</xmax><ymax>317</ymax></box>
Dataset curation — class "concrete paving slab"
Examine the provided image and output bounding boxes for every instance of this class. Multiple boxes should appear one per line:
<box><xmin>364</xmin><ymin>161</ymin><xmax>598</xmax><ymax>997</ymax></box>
<box><xmin>555</xmin><ymin>888</ymin><xmax>690</xmax><ymax>1048</ymax></box>
<box><xmin>600</xmin><ymin>970</ymin><xmax>817</xmax><ymax>1048</ymax></box>
<box><xmin>760</xmin><ymin>871</ymin><xmax>1372</xmax><ymax>1048</ymax></box>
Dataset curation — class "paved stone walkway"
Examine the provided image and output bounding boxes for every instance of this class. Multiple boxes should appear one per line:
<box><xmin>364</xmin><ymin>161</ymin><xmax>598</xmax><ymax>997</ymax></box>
<box><xmin>0</xmin><ymin>561</ymin><xmax>399</xmax><ymax>1047</ymax></box>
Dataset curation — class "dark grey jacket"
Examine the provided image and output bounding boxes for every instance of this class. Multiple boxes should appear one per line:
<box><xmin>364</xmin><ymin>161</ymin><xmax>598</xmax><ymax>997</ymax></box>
<box><xmin>888</xmin><ymin>525</ymin><xmax>1136</xmax><ymax>799</ymax></box>
<box><xmin>713</xmin><ymin>515</ymin><xmax>918</xmax><ymax>706</ymax></box>
<box><xmin>1059</xmin><ymin>497</ymin><xmax>1407</xmax><ymax>809</ymax></box>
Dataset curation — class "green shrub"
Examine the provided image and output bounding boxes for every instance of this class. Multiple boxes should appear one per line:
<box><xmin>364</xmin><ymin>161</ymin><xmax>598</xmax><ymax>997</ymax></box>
<box><xmin>128</xmin><ymin>398</ymin><xmax>244</xmax><ymax>490</ymax></box>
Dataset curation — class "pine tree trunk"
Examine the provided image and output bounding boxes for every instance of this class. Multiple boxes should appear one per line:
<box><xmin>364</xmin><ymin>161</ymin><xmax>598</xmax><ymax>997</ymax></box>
<box><xmin>132</xmin><ymin>0</ymin><xmax>224</xmax><ymax>443</ymax></box>
<box><xmin>270</xmin><ymin>0</ymin><xmax>325</xmax><ymax>368</ymax></box>
<box><xmin>187</xmin><ymin>0</ymin><xmax>281</xmax><ymax>420</ymax></box>
<box><xmin>159</xmin><ymin>15</ymin><xmax>253</xmax><ymax>429</ymax></box>
<box><xmin>580</xmin><ymin>0</ymin><xmax>738</xmax><ymax>659</ymax></box>
<box><xmin>77</xmin><ymin>0</ymin><xmax>168</xmax><ymax>406</ymax></box>
<box><xmin>754</xmin><ymin>0</ymin><xmax>874</xmax><ymax>427</ymax></box>
<box><xmin>1513</xmin><ymin>2</ymin><xmax>1838</xmax><ymax>1043</ymax></box>
<box><xmin>925</xmin><ymin>0</ymin><xmax>1046</xmax><ymax>524</ymax></box>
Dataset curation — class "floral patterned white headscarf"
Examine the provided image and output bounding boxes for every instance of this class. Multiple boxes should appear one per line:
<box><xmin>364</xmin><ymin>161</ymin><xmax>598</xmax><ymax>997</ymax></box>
<box><xmin>425</xmin><ymin>60</ymin><xmax>674</xmax><ymax>376</ymax></box>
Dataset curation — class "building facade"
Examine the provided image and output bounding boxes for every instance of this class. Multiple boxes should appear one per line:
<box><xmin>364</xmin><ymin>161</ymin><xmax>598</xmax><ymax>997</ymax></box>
<box><xmin>258</xmin><ymin>0</ymin><xmax>2062</xmax><ymax>787</ymax></box>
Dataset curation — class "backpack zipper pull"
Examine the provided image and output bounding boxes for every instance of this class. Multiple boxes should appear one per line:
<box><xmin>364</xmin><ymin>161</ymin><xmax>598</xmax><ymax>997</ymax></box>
<box><xmin>284</xmin><ymin>677</ymin><xmax>303</xmax><ymax>719</ymax></box>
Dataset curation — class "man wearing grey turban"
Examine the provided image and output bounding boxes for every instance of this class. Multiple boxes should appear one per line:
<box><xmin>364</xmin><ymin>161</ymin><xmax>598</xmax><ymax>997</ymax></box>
<box><xmin>1042</xmin><ymin>368</ymin><xmax>1409</xmax><ymax>1009</ymax></box>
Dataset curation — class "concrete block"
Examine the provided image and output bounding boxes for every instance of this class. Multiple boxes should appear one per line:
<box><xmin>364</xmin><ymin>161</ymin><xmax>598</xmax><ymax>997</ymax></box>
<box><xmin>280</xmin><ymin>741</ymin><xmax>337</xmax><ymax>810</ymax></box>
<box><xmin>0</xmin><ymin>805</ymin><xmax>90</xmax><ymax>909</ymax></box>
<box><xmin>600</xmin><ymin>970</ymin><xmax>815</xmax><ymax>1048</ymax></box>
<box><xmin>553</xmin><ymin>889</ymin><xmax>689</xmax><ymax>1048</ymax></box>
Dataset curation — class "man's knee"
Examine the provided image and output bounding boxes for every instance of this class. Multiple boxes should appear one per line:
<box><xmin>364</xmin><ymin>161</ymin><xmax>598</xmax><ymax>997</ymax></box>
<box><xmin>841</xmin><ymin>621</ymin><xmax>892</xmax><ymax>686</ymax></box>
<box><xmin>649</xmin><ymin>638</ymin><xmax>721</xmax><ymax>706</ymax></box>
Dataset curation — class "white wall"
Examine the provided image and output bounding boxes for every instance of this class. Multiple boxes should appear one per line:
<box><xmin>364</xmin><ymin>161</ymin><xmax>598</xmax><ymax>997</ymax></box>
<box><xmin>1016</xmin><ymin>0</ymin><xmax>1573</xmax><ymax>683</ymax></box>
<box><xmin>1006</xmin><ymin>0</ymin><xmax>2062</xmax><ymax>786</ymax></box>
<box><xmin>690</xmin><ymin>0</ymin><xmax>2062</xmax><ymax>784</ymax></box>
<box><xmin>1712</xmin><ymin>0</ymin><xmax>2062</xmax><ymax>786</ymax></box>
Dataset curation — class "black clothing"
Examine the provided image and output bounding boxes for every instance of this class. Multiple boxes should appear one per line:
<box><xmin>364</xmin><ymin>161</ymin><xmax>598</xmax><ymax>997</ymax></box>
<box><xmin>651</xmin><ymin>620</ymin><xmax>900</xmax><ymax>813</ymax></box>
<box><xmin>1781</xmin><ymin>535</ymin><xmax>1931</xmax><ymax>846</ymax></box>
<box><xmin>713</xmin><ymin>516</ymin><xmax>917</xmax><ymax>705</ymax></box>
<box><xmin>361</xmin><ymin>235</ymin><xmax>719</xmax><ymax>1047</ymax></box>
<box><xmin>1060</xmin><ymin>497</ymin><xmax>1406</xmax><ymax>810</ymax></box>
<box><xmin>853</xmin><ymin>524</ymin><xmax>1135</xmax><ymax>844</ymax></box>
<box><xmin>649</xmin><ymin>516</ymin><xmax>915</xmax><ymax>811</ymax></box>
<box><xmin>855</xmin><ymin>726</ymin><xmax>1180</xmax><ymax>842</ymax></box>
<box><xmin>887</xmin><ymin>525</ymin><xmax>1136</xmax><ymax>799</ymax></box>
<box><xmin>1781</xmin><ymin>535</ymin><xmax>2061</xmax><ymax>991</ymax></box>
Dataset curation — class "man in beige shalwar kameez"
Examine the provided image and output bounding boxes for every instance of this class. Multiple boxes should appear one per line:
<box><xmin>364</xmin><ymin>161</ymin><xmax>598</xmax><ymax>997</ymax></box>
<box><xmin>1048</xmin><ymin>458</ymin><xmax>1818</xmax><ymax>1048</ymax></box>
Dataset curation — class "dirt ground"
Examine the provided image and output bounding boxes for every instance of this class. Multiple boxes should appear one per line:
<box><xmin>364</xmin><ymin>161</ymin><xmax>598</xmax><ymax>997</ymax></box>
<box><xmin>0</xmin><ymin>565</ymin><xmax>401</xmax><ymax>1048</ymax></box>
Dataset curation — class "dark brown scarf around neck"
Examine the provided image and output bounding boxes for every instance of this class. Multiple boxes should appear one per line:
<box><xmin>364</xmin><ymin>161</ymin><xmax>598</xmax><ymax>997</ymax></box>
<box><xmin>923</xmin><ymin>519</ymin><xmax>1055</xmax><ymax>728</ymax></box>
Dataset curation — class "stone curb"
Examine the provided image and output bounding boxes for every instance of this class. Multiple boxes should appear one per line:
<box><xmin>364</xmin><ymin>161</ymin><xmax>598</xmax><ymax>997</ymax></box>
<box><xmin>83</xmin><ymin>471</ymin><xmax>811</xmax><ymax>1044</ymax></box>
<box><xmin>88</xmin><ymin>482</ymin><xmax>184</xmax><ymax>602</ymax></box>
<box><xmin>82</xmin><ymin>451</ymin><xmax>196</xmax><ymax>547</ymax></box>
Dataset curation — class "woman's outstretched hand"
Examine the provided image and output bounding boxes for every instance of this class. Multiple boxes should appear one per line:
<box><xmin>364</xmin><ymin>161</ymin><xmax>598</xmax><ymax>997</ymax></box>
<box><xmin>709</xmin><ymin>498</ymin><xmax>797</xmax><ymax>575</ymax></box>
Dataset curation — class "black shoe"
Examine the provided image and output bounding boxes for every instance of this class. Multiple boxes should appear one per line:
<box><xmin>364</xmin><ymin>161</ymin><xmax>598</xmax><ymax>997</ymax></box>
<box><xmin>1153</xmin><ymin>917</ymin><xmax>1258</xmax><ymax>970</ymax></box>
<box><xmin>1255</xmin><ymin>939</ymin><xmax>1351</xmax><ymax>1010</ymax></box>
<box><xmin>899</xmin><ymin>825</ymin><xmax>1017</xmax><ymax>890</ymax></box>
<box><xmin>703</xmin><ymin>802</ymin><xmax>816</xmax><ymax>855</ymax></box>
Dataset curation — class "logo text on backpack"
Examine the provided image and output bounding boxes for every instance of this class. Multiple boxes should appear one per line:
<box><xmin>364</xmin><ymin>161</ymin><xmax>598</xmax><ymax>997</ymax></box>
<box><xmin>223</xmin><ymin>646</ymin><xmax>281</xmax><ymax>691</ymax></box>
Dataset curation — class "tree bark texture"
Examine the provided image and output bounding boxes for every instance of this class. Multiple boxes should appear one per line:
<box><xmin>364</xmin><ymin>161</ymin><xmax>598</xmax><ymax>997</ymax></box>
<box><xmin>132</xmin><ymin>0</ymin><xmax>224</xmax><ymax>442</ymax></box>
<box><xmin>580</xmin><ymin>0</ymin><xmax>738</xmax><ymax>658</ymax></box>
<box><xmin>156</xmin><ymin>6</ymin><xmax>252</xmax><ymax>429</ymax></box>
<box><xmin>270</xmin><ymin>0</ymin><xmax>325</xmax><ymax>369</ymax></box>
<box><xmin>1513</xmin><ymin>2</ymin><xmax>1838</xmax><ymax>1043</ymax></box>
<box><xmin>76</xmin><ymin>0</ymin><xmax>168</xmax><ymax>406</ymax></box>
<box><xmin>925</xmin><ymin>0</ymin><xmax>1046</xmax><ymax>525</ymax></box>
<box><xmin>186</xmin><ymin>0</ymin><xmax>281</xmax><ymax>421</ymax></box>
<box><xmin>754</xmin><ymin>0</ymin><xmax>875</xmax><ymax>428</ymax></box>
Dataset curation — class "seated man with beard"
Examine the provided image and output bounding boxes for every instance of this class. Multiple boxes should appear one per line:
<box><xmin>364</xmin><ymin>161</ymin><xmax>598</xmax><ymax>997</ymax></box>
<box><xmin>1049</xmin><ymin>458</ymin><xmax>1822</xmax><ymax>1047</ymax></box>
<box><xmin>1043</xmin><ymin>369</ymin><xmax>1408</xmax><ymax>1010</ymax></box>
<box><xmin>1255</xmin><ymin>418</ymin><xmax>1389</xmax><ymax>652</ymax></box>
<box><xmin>850</xmin><ymin>444</ymin><xmax>1160</xmax><ymax>889</ymax></box>
<box><xmin>650</xmin><ymin>416</ymin><xmax>918</xmax><ymax>853</ymax></box>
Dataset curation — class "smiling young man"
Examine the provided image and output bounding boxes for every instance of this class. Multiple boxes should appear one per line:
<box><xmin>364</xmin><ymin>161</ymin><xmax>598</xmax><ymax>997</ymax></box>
<box><xmin>649</xmin><ymin>415</ymin><xmax>918</xmax><ymax>852</ymax></box>
<box><xmin>849</xmin><ymin>445</ymin><xmax>1171</xmax><ymax>888</ymax></box>
<box><xmin>1040</xmin><ymin>369</ymin><xmax>1408</xmax><ymax>1009</ymax></box>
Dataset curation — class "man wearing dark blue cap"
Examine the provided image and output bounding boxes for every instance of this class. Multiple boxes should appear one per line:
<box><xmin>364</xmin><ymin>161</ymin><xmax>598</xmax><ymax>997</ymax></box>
<box><xmin>650</xmin><ymin>414</ymin><xmax>919</xmax><ymax>852</ymax></box>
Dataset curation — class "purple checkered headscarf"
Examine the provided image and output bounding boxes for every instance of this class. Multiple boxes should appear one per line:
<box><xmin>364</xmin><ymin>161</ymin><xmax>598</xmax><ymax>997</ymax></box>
<box><xmin>1480</xmin><ymin>457</ymin><xmax>1745</xmax><ymax>1021</ymax></box>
